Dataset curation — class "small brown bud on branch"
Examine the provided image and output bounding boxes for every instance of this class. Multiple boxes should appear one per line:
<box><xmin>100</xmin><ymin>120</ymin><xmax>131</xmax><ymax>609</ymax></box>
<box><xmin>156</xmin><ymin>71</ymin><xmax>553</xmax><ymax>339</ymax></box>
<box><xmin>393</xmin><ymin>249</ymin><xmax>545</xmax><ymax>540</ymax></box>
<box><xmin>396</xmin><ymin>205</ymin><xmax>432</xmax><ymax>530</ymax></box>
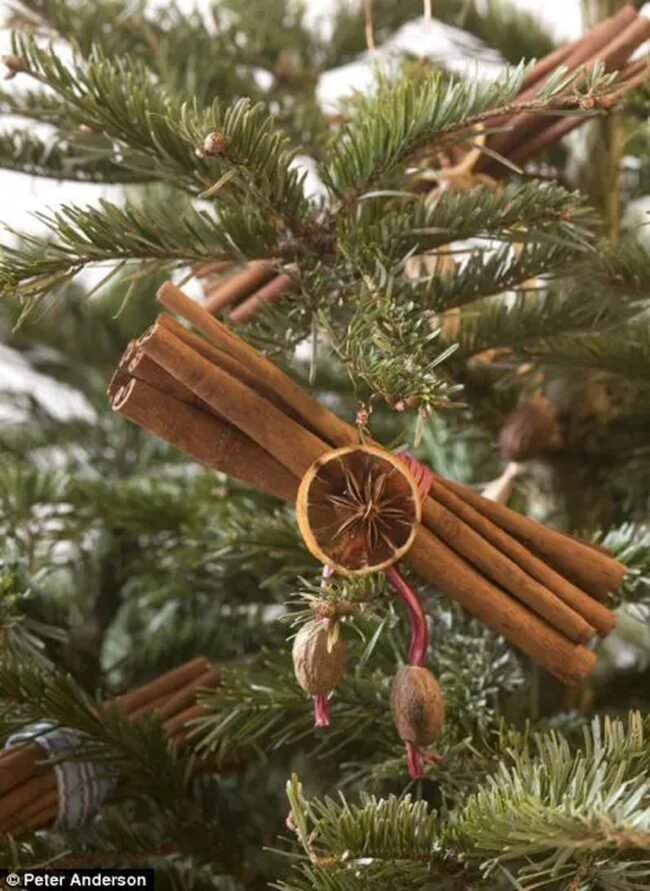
<box><xmin>2</xmin><ymin>54</ymin><xmax>27</xmax><ymax>80</ymax></box>
<box><xmin>202</xmin><ymin>131</ymin><xmax>229</xmax><ymax>157</ymax></box>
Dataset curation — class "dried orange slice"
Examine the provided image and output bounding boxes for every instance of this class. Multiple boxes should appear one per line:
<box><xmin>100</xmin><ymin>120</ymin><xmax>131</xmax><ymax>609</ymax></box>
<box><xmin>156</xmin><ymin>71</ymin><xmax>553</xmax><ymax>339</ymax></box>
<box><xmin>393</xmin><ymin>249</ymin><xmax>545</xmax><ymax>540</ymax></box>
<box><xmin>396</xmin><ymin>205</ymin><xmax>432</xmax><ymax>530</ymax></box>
<box><xmin>296</xmin><ymin>445</ymin><xmax>421</xmax><ymax>575</ymax></box>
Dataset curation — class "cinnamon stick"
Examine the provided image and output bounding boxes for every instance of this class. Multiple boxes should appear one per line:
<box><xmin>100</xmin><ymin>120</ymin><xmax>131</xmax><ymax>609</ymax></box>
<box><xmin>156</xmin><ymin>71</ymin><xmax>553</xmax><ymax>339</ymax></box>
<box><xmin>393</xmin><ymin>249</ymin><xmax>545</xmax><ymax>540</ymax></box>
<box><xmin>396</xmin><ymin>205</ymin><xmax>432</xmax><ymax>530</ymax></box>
<box><xmin>143</xmin><ymin>313</ymin><xmax>602</xmax><ymax>667</ymax></box>
<box><xmin>434</xmin><ymin>475</ymin><xmax>625</xmax><ymax>599</ymax></box>
<box><xmin>156</xmin><ymin>668</ymin><xmax>219</xmax><ymax>721</ymax></box>
<box><xmin>112</xmin><ymin>377</ymin><xmax>298</xmax><ymax>501</ymax></box>
<box><xmin>0</xmin><ymin>769</ymin><xmax>56</xmax><ymax>831</ymax></box>
<box><xmin>156</xmin><ymin>285</ymin><xmax>622</xmax><ymax>600</ymax></box>
<box><xmin>518</xmin><ymin>35</ymin><xmax>584</xmax><ymax>93</ymax></box>
<box><xmin>9</xmin><ymin>788</ymin><xmax>58</xmax><ymax>834</ymax></box>
<box><xmin>229</xmin><ymin>273</ymin><xmax>296</xmax><ymax>324</ymax></box>
<box><xmin>136</xmin><ymin>320</ymin><xmax>327</xmax><ymax>476</ymax></box>
<box><xmin>203</xmin><ymin>261</ymin><xmax>276</xmax><ymax>314</ymax></box>
<box><xmin>114</xmin><ymin>656</ymin><xmax>211</xmax><ymax>713</ymax></box>
<box><xmin>163</xmin><ymin>703</ymin><xmax>206</xmax><ymax>743</ymax></box>
<box><xmin>427</xmin><ymin>476</ymin><xmax>615</xmax><ymax>635</ymax></box>
<box><xmin>421</xmin><ymin>496</ymin><xmax>596</xmax><ymax>643</ymax></box>
<box><xmin>489</xmin><ymin>59</ymin><xmax>648</xmax><ymax>173</ymax></box>
<box><xmin>0</xmin><ymin>659</ymin><xmax>224</xmax><ymax>836</ymax></box>
<box><xmin>128</xmin><ymin>349</ymin><xmax>200</xmax><ymax>406</ymax></box>
<box><xmin>114</xmin><ymin>285</ymin><xmax>624</xmax><ymax>682</ymax></box>
<box><xmin>8</xmin><ymin>699</ymin><xmax>213</xmax><ymax>835</ymax></box>
<box><xmin>0</xmin><ymin>742</ymin><xmax>41</xmax><ymax>796</ymax></box>
<box><xmin>193</xmin><ymin>260</ymin><xmax>233</xmax><ymax>278</ymax></box>
<box><xmin>0</xmin><ymin>659</ymin><xmax>208</xmax><ymax>802</ymax></box>
<box><xmin>157</xmin><ymin>282</ymin><xmax>357</xmax><ymax>449</ymax></box>
<box><xmin>602</xmin><ymin>13</ymin><xmax>650</xmax><ymax>72</ymax></box>
<box><xmin>408</xmin><ymin>525</ymin><xmax>596</xmax><ymax>686</ymax></box>
<box><xmin>156</xmin><ymin>313</ymin><xmax>311</xmax><ymax>429</ymax></box>
<box><xmin>106</xmin><ymin>338</ymin><xmax>137</xmax><ymax>400</ymax></box>
<box><xmin>152</xmin><ymin>286</ymin><xmax>616</xmax><ymax>640</ymax></box>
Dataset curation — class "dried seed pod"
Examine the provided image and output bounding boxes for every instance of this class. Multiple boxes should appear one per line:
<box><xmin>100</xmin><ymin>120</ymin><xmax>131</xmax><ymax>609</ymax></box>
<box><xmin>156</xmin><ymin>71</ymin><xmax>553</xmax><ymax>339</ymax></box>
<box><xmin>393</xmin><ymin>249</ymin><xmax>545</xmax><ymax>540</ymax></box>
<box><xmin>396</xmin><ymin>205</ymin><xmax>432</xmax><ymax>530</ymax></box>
<box><xmin>296</xmin><ymin>445</ymin><xmax>421</xmax><ymax>576</ymax></box>
<box><xmin>390</xmin><ymin>665</ymin><xmax>445</xmax><ymax>746</ymax></box>
<box><xmin>499</xmin><ymin>393</ymin><xmax>561</xmax><ymax>462</ymax></box>
<box><xmin>292</xmin><ymin>620</ymin><xmax>346</xmax><ymax>696</ymax></box>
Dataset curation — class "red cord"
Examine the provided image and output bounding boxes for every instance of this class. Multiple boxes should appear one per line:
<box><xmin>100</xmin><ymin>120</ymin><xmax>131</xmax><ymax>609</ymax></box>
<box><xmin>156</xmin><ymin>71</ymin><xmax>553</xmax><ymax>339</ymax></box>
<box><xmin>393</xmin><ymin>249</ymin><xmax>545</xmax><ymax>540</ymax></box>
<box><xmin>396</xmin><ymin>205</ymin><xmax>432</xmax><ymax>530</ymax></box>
<box><xmin>406</xmin><ymin>742</ymin><xmax>422</xmax><ymax>779</ymax></box>
<box><xmin>385</xmin><ymin>566</ymin><xmax>428</xmax><ymax>667</ymax></box>
<box><xmin>313</xmin><ymin>693</ymin><xmax>330</xmax><ymax>727</ymax></box>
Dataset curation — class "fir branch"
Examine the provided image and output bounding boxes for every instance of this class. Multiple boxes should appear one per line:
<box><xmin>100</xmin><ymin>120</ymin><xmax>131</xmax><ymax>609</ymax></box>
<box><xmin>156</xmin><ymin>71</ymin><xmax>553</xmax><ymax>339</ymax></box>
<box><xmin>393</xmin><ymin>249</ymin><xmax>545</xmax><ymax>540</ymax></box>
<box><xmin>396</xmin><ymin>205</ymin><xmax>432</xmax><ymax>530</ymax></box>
<box><xmin>8</xmin><ymin>0</ymin><xmax>280</xmax><ymax>108</ymax></box>
<box><xmin>0</xmin><ymin>554</ymin><xmax>67</xmax><ymax>667</ymax></box>
<box><xmin>323</xmin><ymin>276</ymin><xmax>463</xmax><ymax>413</ymax></box>
<box><xmin>284</xmin><ymin>773</ymin><xmax>444</xmax><ymax>863</ymax></box>
<box><xmin>0</xmin><ymin>84</ymin><xmax>70</xmax><ymax>124</ymax></box>
<box><xmin>275</xmin><ymin>775</ymin><xmax>463</xmax><ymax>891</ymax></box>
<box><xmin>7</xmin><ymin>33</ymin><xmax>310</xmax><ymax>227</ymax></box>
<box><xmin>0</xmin><ymin>129</ymin><xmax>156</xmax><ymax>183</ymax></box>
<box><xmin>0</xmin><ymin>799</ymin><xmax>234</xmax><ymax>872</ymax></box>
<box><xmin>520</xmin><ymin>324</ymin><xmax>650</xmax><ymax>382</ymax></box>
<box><xmin>418</xmin><ymin>241</ymin><xmax>585</xmax><ymax>310</ymax></box>
<box><xmin>325</xmin><ymin>64</ymin><xmax>527</xmax><ymax>204</ymax></box>
<box><xmin>278</xmin><ymin>716</ymin><xmax>650</xmax><ymax>891</ymax></box>
<box><xmin>0</xmin><ymin>196</ymin><xmax>280</xmax><ymax>302</ymax></box>
<box><xmin>348</xmin><ymin>181</ymin><xmax>595</xmax><ymax>264</ymax></box>
<box><xmin>597</xmin><ymin>524</ymin><xmax>650</xmax><ymax>612</ymax></box>
<box><xmin>455</xmin><ymin>713</ymin><xmax>650</xmax><ymax>888</ymax></box>
<box><xmin>449</xmin><ymin>284</ymin><xmax>643</xmax><ymax>359</ymax></box>
<box><xmin>325</xmin><ymin>64</ymin><xmax>618</xmax><ymax>208</ymax></box>
<box><xmin>193</xmin><ymin>650</ymin><xmax>392</xmax><ymax>763</ymax></box>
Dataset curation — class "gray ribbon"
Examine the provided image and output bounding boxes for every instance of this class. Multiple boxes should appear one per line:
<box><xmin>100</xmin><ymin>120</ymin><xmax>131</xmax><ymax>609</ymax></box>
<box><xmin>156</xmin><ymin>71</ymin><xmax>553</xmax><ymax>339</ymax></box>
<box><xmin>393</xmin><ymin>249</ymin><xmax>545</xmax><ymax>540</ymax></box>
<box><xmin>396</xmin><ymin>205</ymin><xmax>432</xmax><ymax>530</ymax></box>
<box><xmin>7</xmin><ymin>721</ymin><xmax>116</xmax><ymax>829</ymax></box>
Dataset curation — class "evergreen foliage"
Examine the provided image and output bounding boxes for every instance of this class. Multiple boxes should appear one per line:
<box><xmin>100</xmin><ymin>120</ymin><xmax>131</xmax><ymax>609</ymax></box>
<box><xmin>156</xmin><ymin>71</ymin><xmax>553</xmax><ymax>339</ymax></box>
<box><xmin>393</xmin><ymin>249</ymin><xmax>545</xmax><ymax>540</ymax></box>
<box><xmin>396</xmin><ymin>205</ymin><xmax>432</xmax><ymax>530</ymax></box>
<box><xmin>0</xmin><ymin>1</ymin><xmax>649</xmax><ymax>888</ymax></box>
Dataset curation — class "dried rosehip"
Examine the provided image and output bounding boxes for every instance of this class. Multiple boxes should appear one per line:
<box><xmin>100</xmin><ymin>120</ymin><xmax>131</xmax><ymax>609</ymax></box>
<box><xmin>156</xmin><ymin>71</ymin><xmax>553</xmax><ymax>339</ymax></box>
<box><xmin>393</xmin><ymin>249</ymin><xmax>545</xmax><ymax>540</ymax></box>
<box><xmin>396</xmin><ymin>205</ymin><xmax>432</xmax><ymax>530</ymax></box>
<box><xmin>390</xmin><ymin>665</ymin><xmax>445</xmax><ymax>746</ymax></box>
<box><xmin>292</xmin><ymin>619</ymin><xmax>346</xmax><ymax>696</ymax></box>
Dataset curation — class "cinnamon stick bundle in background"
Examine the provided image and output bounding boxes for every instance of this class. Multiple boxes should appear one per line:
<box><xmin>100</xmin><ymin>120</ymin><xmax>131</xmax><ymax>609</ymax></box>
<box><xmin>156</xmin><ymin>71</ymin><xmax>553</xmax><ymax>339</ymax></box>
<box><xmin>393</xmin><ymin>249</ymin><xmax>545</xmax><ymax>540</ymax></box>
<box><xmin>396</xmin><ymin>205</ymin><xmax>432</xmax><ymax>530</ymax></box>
<box><xmin>0</xmin><ymin>657</ymin><xmax>221</xmax><ymax>837</ymax></box>
<box><xmin>197</xmin><ymin>260</ymin><xmax>298</xmax><ymax>324</ymax></box>
<box><xmin>476</xmin><ymin>3</ymin><xmax>650</xmax><ymax>177</ymax></box>
<box><xmin>109</xmin><ymin>282</ymin><xmax>625</xmax><ymax>687</ymax></box>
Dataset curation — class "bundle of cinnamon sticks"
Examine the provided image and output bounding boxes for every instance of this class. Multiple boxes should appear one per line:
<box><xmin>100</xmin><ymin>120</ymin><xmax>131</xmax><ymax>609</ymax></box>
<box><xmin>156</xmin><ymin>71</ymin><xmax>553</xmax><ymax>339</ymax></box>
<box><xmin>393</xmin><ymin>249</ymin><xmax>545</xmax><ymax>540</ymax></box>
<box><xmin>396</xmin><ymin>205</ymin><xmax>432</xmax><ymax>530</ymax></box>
<box><xmin>475</xmin><ymin>2</ymin><xmax>650</xmax><ymax>176</ymax></box>
<box><xmin>0</xmin><ymin>657</ymin><xmax>219</xmax><ymax>837</ymax></box>
<box><xmin>109</xmin><ymin>282</ymin><xmax>625</xmax><ymax>688</ymax></box>
<box><xmin>195</xmin><ymin>260</ymin><xmax>298</xmax><ymax>324</ymax></box>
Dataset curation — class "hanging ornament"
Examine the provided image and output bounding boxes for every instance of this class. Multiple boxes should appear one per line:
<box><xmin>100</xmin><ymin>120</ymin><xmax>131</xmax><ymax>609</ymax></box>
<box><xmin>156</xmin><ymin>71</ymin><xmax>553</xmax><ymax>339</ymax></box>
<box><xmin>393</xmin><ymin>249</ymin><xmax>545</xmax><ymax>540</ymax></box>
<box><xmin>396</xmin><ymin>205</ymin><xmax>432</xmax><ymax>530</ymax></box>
<box><xmin>109</xmin><ymin>282</ymin><xmax>625</xmax><ymax>774</ymax></box>
<box><xmin>292</xmin><ymin>618</ymin><xmax>346</xmax><ymax>727</ymax></box>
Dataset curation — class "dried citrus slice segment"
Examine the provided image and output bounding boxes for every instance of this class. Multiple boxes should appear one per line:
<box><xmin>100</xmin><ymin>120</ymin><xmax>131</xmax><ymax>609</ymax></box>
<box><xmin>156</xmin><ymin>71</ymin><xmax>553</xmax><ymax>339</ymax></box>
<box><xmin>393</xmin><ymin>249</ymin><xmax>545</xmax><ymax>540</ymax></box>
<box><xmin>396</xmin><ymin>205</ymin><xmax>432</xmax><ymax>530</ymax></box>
<box><xmin>296</xmin><ymin>445</ymin><xmax>422</xmax><ymax>575</ymax></box>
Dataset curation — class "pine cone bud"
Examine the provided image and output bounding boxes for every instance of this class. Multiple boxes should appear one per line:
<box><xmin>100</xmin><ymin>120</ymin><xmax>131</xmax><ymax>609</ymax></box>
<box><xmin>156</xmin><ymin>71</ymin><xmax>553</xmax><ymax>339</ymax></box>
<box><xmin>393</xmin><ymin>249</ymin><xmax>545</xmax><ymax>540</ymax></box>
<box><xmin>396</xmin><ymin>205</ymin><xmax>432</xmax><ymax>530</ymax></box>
<box><xmin>292</xmin><ymin>619</ymin><xmax>346</xmax><ymax>695</ymax></box>
<box><xmin>390</xmin><ymin>665</ymin><xmax>444</xmax><ymax>746</ymax></box>
<box><xmin>498</xmin><ymin>393</ymin><xmax>561</xmax><ymax>462</ymax></box>
<box><xmin>202</xmin><ymin>131</ymin><xmax>229</xmax><ymax>157</ymax></box>
<box><xmin>2</xmin><ymin>54</ymin><xmax>26</xmax><ymax>79</ymax></box>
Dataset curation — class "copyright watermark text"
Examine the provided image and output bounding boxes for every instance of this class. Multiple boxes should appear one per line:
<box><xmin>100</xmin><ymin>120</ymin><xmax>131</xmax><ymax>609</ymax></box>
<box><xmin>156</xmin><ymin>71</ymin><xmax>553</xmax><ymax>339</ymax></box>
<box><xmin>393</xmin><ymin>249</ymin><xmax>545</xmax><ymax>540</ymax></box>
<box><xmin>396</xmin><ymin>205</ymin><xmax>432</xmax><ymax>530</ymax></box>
<box><xmin>0</xmin><ymin>871</ymin><xmax>154</xmax><ymax>890</ymax></box>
